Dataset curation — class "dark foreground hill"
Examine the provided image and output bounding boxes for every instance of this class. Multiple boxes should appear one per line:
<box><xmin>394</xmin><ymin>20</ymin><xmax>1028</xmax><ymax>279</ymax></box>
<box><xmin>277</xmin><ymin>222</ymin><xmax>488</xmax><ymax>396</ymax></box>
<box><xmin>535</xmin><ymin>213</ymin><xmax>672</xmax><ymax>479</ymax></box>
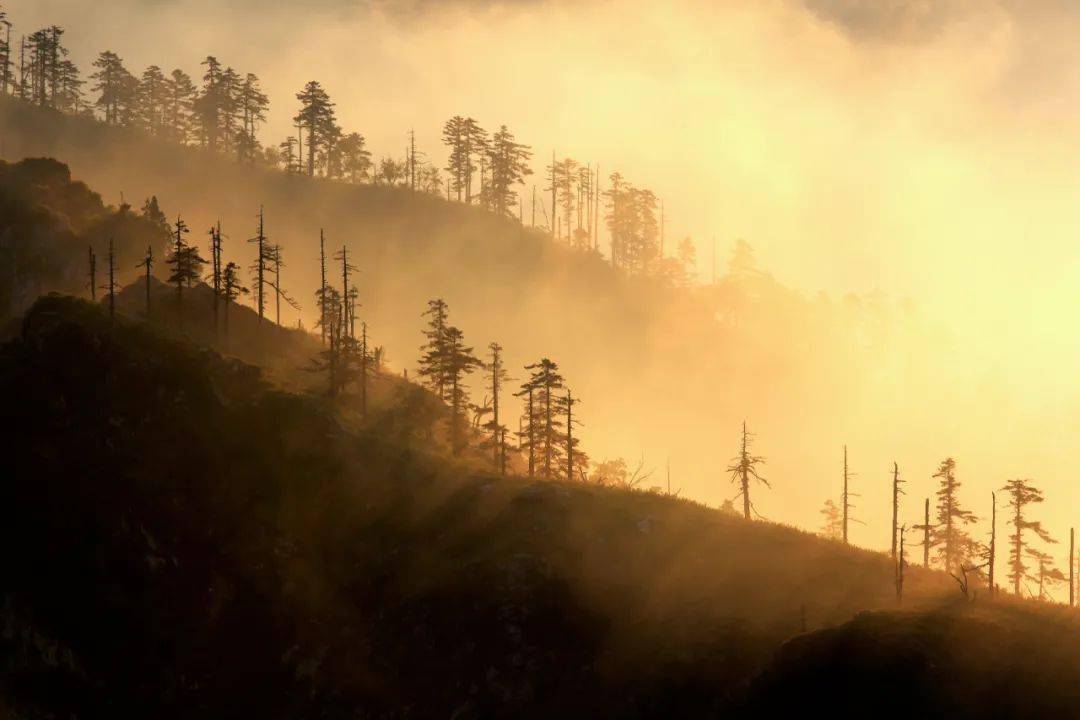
<box><xmin>744</xmin><ymin>605</ymin><xmax>1080</xmax><ymax>719</ymax></box>
<box><xmin>1</xmin><ymin>296</ymin><xmax>1079</xmax><ymax>718</ymax></box>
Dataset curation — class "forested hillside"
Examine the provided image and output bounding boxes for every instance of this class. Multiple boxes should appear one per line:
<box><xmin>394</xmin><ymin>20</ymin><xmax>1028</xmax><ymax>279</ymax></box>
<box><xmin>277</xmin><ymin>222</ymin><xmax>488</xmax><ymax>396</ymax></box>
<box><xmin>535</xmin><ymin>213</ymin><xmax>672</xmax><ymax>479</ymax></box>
<box><xmin>2</xmin><ymin>22</ymin><xmax>1080</xmax><ymax>717</ymax></box>
<box><xmin>0</xmin><ymin>94</ymin><xmax>943</xmax><ymax>532</ymax></box>
<box><xmin>3</xmin><ymin>295</ymin><xmax>1078</xmax><ymax>719</ymax></box>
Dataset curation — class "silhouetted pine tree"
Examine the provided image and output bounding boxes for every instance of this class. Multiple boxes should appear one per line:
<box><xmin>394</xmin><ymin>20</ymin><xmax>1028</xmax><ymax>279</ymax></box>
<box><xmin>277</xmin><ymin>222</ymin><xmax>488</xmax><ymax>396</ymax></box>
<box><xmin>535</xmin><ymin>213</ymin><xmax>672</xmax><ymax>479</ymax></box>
<box><xmin>461</xmin><ymin>118</ymin><xmax>487</xmax><ymax>203</ymax></box>
<box><xmin>137</xmin><ymin>65</ymin><xmax>167</xmax><ymax>135</ymax></box>
<box><xmin>25</xmin><ymin>26</ymin><xmax>67</xmax><ymax>109</ymax></box>
<box><xmin>279</xmin><ymin>136</ymin><xmax>299</xmax><ymax>173</ymax></box>
<box><xmin>310</xmin><ymin>288</ymin><xmax>345</xmax><ymax>396</ymax></box>
<box><xmin>484</xmin><ymin>342</ymin><xmax>511</xmax><ymax>472</ymax></box>
<box><xmin>554</xmin><ymin>157</ymin><xmax>579</xmax><ymax>241</ymax></box>
<box><xmin>294</xmin><ymin>80</ymin><xmax>336</xmax><ymax>177</ymax></box>
<box><xmin>359</xmin><ymin>321</ymin><xmax>374</xmax><ymax>418</ymax></box>
<box><xmin>442</xmin><ymin>116</ymin><xmax>468</xmax><ymax>200</ymax></box>
<box><xmin>165</xmin><ymin>215</ymin><xmax>205</xmax><ymax>323</ymax></box>
<box><xmin>603</xmin><ymin>173</ymin><xmax>661</xmax><ymax>273</ymax></box>
<box><xmin>443</xmin><ymin>326</ymin><xmax>481</xmax><ymax>455</ymax></box>
<box><xmin>140</xmin><ymin>195</ymin><xmax>169</xmax><ymax>234</ymax></box>
<box><xmin>1001</xmin><ymin>478</ymin><xmax>1056</xmax><ymax>596</ymax></box>
<box><xmin>820</xmin><ymin>499</ymin><xmax>842</xmax><ymax>540</ymax></box>
<box><xmin>932</xmin><ymin>458</ymin><xmax>977</xmax><ymax>574</ymax></box>
<box><xmin>194</xmin><ymin>56</ymin><xmax>226</xmax><ymax>151</ymax></box>
<box><xmin>235</xmin><ymin>72</ymin><xmax>268</xmax><ymax>164</ymax></box>
<box><xmin>333</xmin><ymin>245</ymin><xmax>357</xmax><ymax>338</ymax></box>
<box><xmin>558</xmin><ymin>388</ymin><xmax>587</xmax><ymax>482</ymax></box>
<box><xmin>90</xmin><ymin>50</ymin><xmax>133</xmax><ymax>125</ymax></box>
<box><xmin>335</xmin><ymin>132</ymin><xmax>370</xmax><ymax>182</ymax></box>
<box><xmin>418</xmin><ymin>299</ymin><xmax>450</xmax><ymax>398</ymax></box>
<box><xmin>523</xmin><ymin>358</ymin><xmax>565</xmax><ymax>479</ymax></box>
<box><xmin>221</xmin><ymin>261</ymin><xmax>247</xmax><ymax>339</ymax></box>
<box><xmin>163</xmin><ymin>69</ymin><xmax>195</xmax><ymax>144</ymax></box>
<box><xmin>514</xmin><ymin>381</ymin><xmax>537</xmax><ymax>478</ymax></box>
<box><xmin>247</xmin><ymin>206</ymin><xmax>269</xmax><ymax>326</ymax></box>
<box><xmin>483</xmin><ymin>125</ymin><xmax>532</xmax><ymax>217</ymax></box>
<box><xmin>1027</xmin><ymin>546</ymin><xmax>1066</xmax><ymax>601</ymax></box>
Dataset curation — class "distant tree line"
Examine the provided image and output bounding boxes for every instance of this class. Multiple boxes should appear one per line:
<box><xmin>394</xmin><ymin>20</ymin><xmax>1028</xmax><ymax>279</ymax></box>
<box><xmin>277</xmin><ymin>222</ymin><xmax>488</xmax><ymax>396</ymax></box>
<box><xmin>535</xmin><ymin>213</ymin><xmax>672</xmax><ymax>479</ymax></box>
<box><xmin>811</xmin><ymin>450</ymin><xmax>1074</xmax><ymax>605</ymax></box>
<box><xmin>0</xmin><ymin>8</ymin><xmax>701</xmax><ymax>287</ymax></box>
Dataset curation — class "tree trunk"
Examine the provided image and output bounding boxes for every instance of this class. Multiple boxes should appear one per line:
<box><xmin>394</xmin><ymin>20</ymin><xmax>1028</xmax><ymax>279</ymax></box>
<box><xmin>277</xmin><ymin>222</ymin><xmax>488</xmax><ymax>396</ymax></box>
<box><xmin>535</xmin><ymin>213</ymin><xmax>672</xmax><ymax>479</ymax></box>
<box><xmin>544</xmin><ymin>383</ymin><xmax>552</xmax><ymax>478</ymax></box>
<box><xmin>896</xmin><ymin>525</ymin><xmax>905</xmax><ymax>603</ymax></box>
<box><xmin>319</xmin><ymin>231</ymin><xmax>327</xmax><ymax>346</ymax></box>
<box><xmin>550</xmin><ymin>150</ymin><xmax>557</xmax><ymax>240</ymax></box>
<box><xmin>1014</xmin><ymin>501</ymin><xmax>1023</xmax><ymax>596</ymax></box>
<box><xmin>360</xmin><ymin>322</ymin><xmax>368</xmax><ymax>419</ymax></box>
<box><xmin>451</xmin><ymin>372</ymin><xmax>460</xmax><ymax>455</ymax></box>
<box><xmin>145</xmin><ymin>259</ymin><xmax>151</xmax><ymax>319</ymax></box>
<box><xmin>527</xmin><ymin>388</ymin><xmax>535</xmax><ymax>479</ymax></box>
<box><xmin>565</xmin><ymin>390</ymin><xmax>573</xmax><ymax>483</ymax></box>
<box><xmin>922</xmin><ymin>498</ymin><xmax>930</xmax><ymax>567</ymax></box>
<box><xmin>211</xmin><ymin>224</ymin><xmax>220</xmax><ymax>335</ymax></box>
<box><xmin>842</xmin><ymin>445</ymin><xmax>849</xmax><ymax>545</ymax></box>
<box><xmin>891</xmin><ymin>461</ymin><xmax>899</xmax><ymax>559</ymax></box>
<box><xmin>107</xmin><ymin>239</ymin><xmax>115</xmax><ymax>321</ymax></box>
<box><xmin>989</xmin><ymin>492</ymin><xmax>996</xmax><ymax>597</ymax></box>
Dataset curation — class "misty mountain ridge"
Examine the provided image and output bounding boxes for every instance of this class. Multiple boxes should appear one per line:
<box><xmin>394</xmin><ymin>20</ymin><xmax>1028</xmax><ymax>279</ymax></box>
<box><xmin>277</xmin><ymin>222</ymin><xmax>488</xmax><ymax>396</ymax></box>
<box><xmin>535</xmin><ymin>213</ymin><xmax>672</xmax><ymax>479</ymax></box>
<box><xmin>3</xmin><ymin>294</ymin><xmax>1079</xmax><ymax>718</ymax></box>
<box><xmin>1</xmin><ymin>98</ymin><xmax>1079</xmax><ymax>720</ymax></box>
<box><xmin>0</xmin><ymin>94</ymin><xmax>948</xmax><ymax>542</ymax></box>
<box><xmin>4</xmin><ymin>5</ymin><xmax>1080</xmax><ymax>719</ymax></box>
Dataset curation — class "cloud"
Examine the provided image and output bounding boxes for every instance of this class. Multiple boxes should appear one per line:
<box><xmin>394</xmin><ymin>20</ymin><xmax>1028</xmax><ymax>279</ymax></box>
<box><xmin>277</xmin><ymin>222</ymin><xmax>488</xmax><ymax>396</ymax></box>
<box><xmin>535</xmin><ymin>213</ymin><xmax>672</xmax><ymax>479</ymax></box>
<box><xmin>800</xmin><ymin>0</ymin><xmax>977</xmax><ymax>43</ymax></box>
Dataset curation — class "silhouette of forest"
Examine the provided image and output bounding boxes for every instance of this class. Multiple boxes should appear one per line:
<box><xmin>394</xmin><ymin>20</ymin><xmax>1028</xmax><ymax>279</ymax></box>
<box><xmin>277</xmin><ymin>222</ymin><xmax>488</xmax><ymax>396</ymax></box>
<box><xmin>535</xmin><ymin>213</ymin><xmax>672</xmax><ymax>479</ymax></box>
<box><xmin>3</xmin><ymin>5</ymin><xmax>1080</xmax><ymax>718</ymax></box>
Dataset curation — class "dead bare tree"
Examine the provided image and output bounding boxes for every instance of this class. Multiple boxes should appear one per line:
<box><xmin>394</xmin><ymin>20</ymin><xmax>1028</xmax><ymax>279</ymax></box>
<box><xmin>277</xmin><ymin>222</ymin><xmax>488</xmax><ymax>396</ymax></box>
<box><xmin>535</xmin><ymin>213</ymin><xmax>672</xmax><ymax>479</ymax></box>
<box><xmin>912</xmin><ymin>497</ymin><xmax>934</xmax><ymax>567</ymax></box>
<box><xmin>99</xmin><ymin>238</ymin><xmax>119</xmax><ymax>321</ymax></box>
<box><xmin>727</xmin><ymin>421</ymin><xmax>768</xmax><ymax>520</ymax></box>
<box><xmin>950</xmin><ymin>563</ymin><xmax>983</xmax><ymax>601</ymax></box>
<box><xmin>841</xmin><ymin>445</ymin><xmax>862</xmax><ymax>543</ymax></box>
<box><xmin>896</xmin><ymin>524</ymin><xmax>907</xmax><ymax>603</ymax></box>
<box><xmin>135</xmin><ymin>244</ymin><xmax>153</xmax><ymax>318</ymax></box>
<box><xmin>891</xmin><ymin>461</ymin><xmax>904</xmax><ymax>559</ymax></box>
<box><xmin>1071</xmin><ymin>527</ymin><xmax>1075</xmax><ymax>607</ymax></box>
<box><xmin>208</xmin><ymin>222</ymin><xmax>222</xmax><ymax>335</ymax></box>
<box><xmin>87</xmin><ymin>245</ymin><xmax>97</xmax><ymax>301</ymax></box>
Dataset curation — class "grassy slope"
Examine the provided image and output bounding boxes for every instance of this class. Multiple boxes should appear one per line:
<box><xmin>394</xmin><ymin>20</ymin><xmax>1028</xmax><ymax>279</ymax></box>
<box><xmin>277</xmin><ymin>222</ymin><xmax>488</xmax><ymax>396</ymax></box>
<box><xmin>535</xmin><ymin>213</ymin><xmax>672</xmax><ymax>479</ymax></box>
<box><xmin>4</xmin><ymin>296</ymin><xmax>1078</xmax><ymax>719</ymax></box>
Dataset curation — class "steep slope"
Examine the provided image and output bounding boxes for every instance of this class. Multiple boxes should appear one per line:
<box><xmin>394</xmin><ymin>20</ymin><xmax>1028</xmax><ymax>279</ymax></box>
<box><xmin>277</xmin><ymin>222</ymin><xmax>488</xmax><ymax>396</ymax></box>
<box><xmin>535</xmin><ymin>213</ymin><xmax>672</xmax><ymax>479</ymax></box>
<box><xmin>0</xmin><ymin>156</ymin><xmax>170</xmax><ymax>323</ymax></box>
<box><xmin>0</xmin><ymin>295</ymin><xmax>1007</xmax><ymax>719</ymax></box>
<box><xmin>111</xmin><ymin>275</ymin><xmax>321</xmax><ymax>377</ymax></box>
<box><xmin>0</xmin><ymin>95</ymin><xmax>946</xmax><ymax>528</ymax></box>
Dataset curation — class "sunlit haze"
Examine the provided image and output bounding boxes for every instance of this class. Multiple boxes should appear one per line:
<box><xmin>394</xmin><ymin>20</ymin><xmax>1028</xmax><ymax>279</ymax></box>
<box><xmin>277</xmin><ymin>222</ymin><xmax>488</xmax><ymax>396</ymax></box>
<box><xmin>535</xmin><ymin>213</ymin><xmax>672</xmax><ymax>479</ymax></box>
<box><xmin>11</xmin><ymin>0</ymin><xmax>1080</xmax><ymax>585</ymax></box>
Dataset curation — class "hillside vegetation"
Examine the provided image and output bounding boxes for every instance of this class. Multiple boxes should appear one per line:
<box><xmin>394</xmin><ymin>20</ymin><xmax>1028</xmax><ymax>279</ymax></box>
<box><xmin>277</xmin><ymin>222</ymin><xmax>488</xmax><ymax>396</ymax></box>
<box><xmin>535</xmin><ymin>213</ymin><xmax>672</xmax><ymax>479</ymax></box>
<box><xmin>1</xmin><ymin>295</ymin><xmax>1078</xmax><ymax>718</ymax></box>
<box><xmin>0</xmin><ymin>96</ymin><xmax>945</xmax><ymax>524</ymax></box>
